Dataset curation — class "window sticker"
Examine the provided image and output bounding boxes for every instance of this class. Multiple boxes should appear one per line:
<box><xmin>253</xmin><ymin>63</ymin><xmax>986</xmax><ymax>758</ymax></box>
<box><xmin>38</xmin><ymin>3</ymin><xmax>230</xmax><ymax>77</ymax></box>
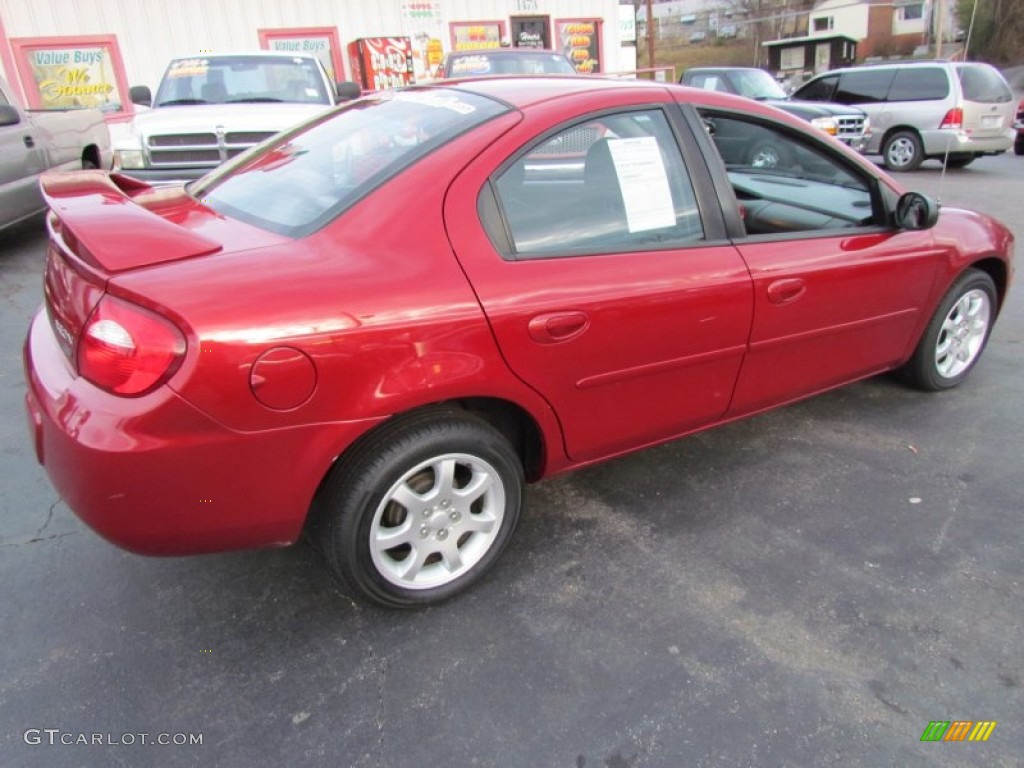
<box><xmin>451</xmin><ymin>55</ymin><xmax>491</xmax><ymax>75</ymax></box>
<box><xmin>168</xmin><ymin>58</ymin><xmax>209</xmax><ymax>78</ymax></box>
<box><xmin>606</xmin><ymin>137</ymin><xmax>676</xmax><ymax>233</ymax></box>
<box><xmin>397</xmin><ymin>90</ymin><xmax>477</xmax><ymax>115</ymax></box>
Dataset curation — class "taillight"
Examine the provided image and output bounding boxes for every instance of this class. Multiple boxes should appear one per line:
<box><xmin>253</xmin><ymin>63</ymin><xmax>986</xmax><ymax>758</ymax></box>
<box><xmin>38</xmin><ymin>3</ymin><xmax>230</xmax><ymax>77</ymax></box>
<box><xmin>940</xmin><ymin>108</ymin><xmax>963</xmax><ymax>129</ymax></box>
<box><xmin>77</xmin><ymin>295</ymin><xmax>186</xmax><ymax>396</ymax></box>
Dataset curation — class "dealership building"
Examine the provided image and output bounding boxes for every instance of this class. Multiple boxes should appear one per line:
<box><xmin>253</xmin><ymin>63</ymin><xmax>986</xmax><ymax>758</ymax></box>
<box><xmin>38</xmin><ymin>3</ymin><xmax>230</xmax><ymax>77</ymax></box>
<box><xmin>1</xmin><ymin>0</ymin><xmax>636</xmax><ymax>121</ymax></box>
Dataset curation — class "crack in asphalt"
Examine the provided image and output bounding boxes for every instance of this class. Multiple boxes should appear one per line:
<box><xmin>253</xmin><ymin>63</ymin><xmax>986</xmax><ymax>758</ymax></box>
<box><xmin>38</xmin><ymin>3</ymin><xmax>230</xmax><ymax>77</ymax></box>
<box><xmin>0</xmin><ymin>497</ymin><xmax>77</xmax><ymax>547</ymax></box>
<box><xmin>34</xmin><ymin>496</ymin><xmax>61</xmax><ymax>539</ymax></box>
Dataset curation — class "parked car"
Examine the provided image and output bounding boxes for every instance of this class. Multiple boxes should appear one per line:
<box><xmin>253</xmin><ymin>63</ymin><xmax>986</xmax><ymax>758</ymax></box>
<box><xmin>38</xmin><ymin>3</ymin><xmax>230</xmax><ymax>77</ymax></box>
<box><xmin>437</xmin><ymin>48</ymin><xmax>577</xmax><ymax>78</ymax></box>
<box><xmin>681</xmin><ymin>67</ymin><xmax>871</xmax><ymax>161</ymax></box>
<box><xmin>25</xmin><ymin>77</ymin><xmax>1014</xmax><ymax>608</ymax></box>
<box><xmin>793</xmin><ymin>60</ymin><xmax>1015</xmax><ymax>171</ymax></box>
<box><xmin>1</xmin><ymin>74</ymin><xmax>110</xmax><ymax>231</ymax></box>
<box><xmin>112</xmin><ymin>52</ymin><xmax>360</xmax><ymax>184</ymax></box>
<box><xmin>1015</xmin><ymin>97</ymin><xmax>1024</xmax><ymax>155</ymax></box>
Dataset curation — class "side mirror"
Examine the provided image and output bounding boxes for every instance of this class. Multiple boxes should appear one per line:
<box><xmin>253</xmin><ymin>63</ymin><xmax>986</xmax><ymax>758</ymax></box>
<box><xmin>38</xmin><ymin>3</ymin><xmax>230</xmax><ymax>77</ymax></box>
<box><xmin>129</xmin><ymin>85</ymin><xmax>152</xmax><ymax>107</ymax></box>
<box><xmin>895</xmin><ymin>191</ymin><xmax>939</xmax><ymax>231</ymax></box>
<box><xmin>335</xmin><ymin>81</ymin><xmax>362</xmax><ymax>102</ymax></box>
<box><xmin>0</xmin><ymin>104</ymin><xmax>21</xmax><ymax>126</ymax></box>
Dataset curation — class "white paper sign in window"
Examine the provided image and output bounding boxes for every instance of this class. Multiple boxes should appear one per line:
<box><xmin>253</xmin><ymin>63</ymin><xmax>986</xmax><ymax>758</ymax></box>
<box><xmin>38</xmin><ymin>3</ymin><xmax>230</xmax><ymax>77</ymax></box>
<box><xmin>606</xmin><ymin>137</ymin><xmax>676</xmax><ymax>233</ymax></box>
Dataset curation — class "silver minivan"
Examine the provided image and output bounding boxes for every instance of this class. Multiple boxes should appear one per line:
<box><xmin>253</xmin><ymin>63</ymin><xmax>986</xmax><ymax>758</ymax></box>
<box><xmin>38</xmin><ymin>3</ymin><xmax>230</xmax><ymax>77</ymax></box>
<box><xmin>793</xmin><ymin>61</ymin><xmax>1015</xmax><ymax>171</ymax></box>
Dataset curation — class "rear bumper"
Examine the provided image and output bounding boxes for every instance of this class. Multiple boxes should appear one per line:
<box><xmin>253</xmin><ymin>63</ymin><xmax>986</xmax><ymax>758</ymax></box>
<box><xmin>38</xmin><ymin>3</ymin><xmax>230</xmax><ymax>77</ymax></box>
<box><xmin>23</xmin><ymin>308</ymin><xmax>383</xmax><ymax>556</ymax></box>
<box><xmin>867</xmin><ymin>128</ymin><xmax>1013</xmax><ymax>157</ymax></box>
<box><xmin>921</xmin><ymin>128</ymin><xmax>1013</xmax><ymax>156</ymax></box>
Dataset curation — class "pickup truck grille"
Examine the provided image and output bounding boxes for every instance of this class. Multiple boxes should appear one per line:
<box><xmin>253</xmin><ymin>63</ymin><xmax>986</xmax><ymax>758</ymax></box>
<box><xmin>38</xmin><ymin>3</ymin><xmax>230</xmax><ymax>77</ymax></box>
<box><xmin>836</xmin><ymin>116</ymin><xmax>867</xmax><ymax>139</ymax></box>
<box><xmin>146</xmin><ymin>131</ymin><xmax>278</xmax><ymax>168</ymax></box>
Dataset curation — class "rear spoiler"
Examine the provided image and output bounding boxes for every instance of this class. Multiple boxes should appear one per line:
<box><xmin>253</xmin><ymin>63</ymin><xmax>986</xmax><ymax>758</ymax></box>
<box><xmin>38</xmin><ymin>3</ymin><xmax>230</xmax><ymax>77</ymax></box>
<box><xmin>41</xmin><ymin>171</ymin><xmax>222</xmax><ymax>272</ymax></box>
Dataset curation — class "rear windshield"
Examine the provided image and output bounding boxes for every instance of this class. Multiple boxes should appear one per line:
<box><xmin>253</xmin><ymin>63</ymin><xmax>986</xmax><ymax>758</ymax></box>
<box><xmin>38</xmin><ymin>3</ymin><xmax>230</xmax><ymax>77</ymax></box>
<box><xmin>154</xmin><ymin>54</ymin><xmax>330</xmax><ymax>106</ymax></box>
<box><xmin>194</xmin><ymin>89</ymin><xmax>508</xmax><ymax>237</ymax></box>
<box><xmin>447</xmin><ymin>52</ymin><xmax>576</xmax><ymax>76</ymax></box>
<box><xmin>727</xmin><ymin>69</ymin><xmax>787</xmax><ymax>100</ymax></box>
<box><xmin>957</xmin><ymin>64</ymin><xmax>1013</xmax><ymax>103</ymax></box>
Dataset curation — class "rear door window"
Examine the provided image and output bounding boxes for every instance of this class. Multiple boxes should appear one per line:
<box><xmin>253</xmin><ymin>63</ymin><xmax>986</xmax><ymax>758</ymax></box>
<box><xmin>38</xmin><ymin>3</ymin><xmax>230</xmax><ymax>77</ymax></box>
<box><xmin>488</xmin><ymin>109</ymin><xmax>704</xmax><ymax>258</ymax></box>
<box><xmin>887</xmin><ymin>67</ymin><xmax>949</xmax><ymax>102</ymax></box>
<box><xmin>834</xmin><ymin>70</ymin><xmax>895</xmax><ymax>104</ymax></box>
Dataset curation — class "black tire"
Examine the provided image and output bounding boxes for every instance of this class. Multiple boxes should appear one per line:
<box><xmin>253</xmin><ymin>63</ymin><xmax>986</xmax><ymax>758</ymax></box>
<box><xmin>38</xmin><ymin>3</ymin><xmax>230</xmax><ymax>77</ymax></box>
<box><xmin>882</xmin><ymin>130</ymin><xmax>924</xmax><ymax>172</ymax></box>
<box><xmin>1014</xmin><ymin>138</ymin><xmax>1024</xmax><ymax>156</ymax></box>
<box><xmin>315</xmin><ymin>410</ymin><xmax>523</xmax><ymax>608</ymax></box>
<box><xmin>746</xmin><ymin>140</ymin><xmax>790</xmax><ymax>169</ymax></box>
<box><xmin>901</xmin><ymin>269</ymin><xmax>997</xmax><ymax>391</ymax></box>
<box><xmin>943</xmin><ymin>153</ymin><xmax>975</xmax><ymax>169</ymax></box>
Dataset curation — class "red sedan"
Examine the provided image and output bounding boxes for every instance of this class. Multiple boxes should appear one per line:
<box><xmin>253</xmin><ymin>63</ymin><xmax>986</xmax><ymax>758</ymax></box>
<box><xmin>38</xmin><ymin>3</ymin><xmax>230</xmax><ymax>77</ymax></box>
<box><xmin>24</xmin><ymin>77</ymin><xmax>1014</xmax><ymax>607</ymax></box>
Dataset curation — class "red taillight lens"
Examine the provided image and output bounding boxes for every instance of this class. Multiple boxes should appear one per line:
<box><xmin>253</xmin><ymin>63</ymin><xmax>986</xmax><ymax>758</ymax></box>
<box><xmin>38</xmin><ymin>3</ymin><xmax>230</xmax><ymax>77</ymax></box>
<box><xmin>940</xmin><ymin>108</ymin><xmax>963</xmax><ymax>129</ymax></box>
<box><xmin>77</xmin><ymin>295</ymin><xmax>186</xmax><ymax>396</ymax></box>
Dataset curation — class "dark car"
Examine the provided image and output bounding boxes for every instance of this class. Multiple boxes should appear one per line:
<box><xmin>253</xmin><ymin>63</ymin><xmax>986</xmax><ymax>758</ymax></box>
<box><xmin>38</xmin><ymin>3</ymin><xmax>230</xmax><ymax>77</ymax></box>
<box><xmin>1015</xmin><ymin>97</ymin><xmax>1024</xmax><ymax>155</ymax></box>
<box><xmin>682</xmin><ymin>67</ymin><xmax>870</xmax><ymax>158</ymax></box>
<box><xmin>438</xmin><ymin>48</ymin><xmax>577</xmax><ymax>78</ymax></box>
<box><xmin>25</xmin><ymin>77</ymin><xmax>1014</xmax><ymax>608</ymax></box>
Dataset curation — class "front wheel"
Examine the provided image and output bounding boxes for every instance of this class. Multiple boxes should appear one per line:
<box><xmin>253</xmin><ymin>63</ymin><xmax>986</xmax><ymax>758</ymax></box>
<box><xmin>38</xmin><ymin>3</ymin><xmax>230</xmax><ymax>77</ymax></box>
<box><xmin>901</xmin><ymin>269</ymin><xmax>997</xmax><ymax>391</ymax></box>
<box><xmin>882</xmin><ymin>130</ymin><xmax>923</xmax><ymax>172</ymax></box>
<box><xmin>316</xmin><ymin>411</ymin><xmax>523</xmax><ymax>608</ymax></box>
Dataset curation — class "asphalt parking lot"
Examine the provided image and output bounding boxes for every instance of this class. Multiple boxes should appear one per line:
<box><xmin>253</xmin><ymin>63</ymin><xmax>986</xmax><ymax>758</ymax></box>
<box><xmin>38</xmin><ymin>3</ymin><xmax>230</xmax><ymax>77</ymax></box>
<box><xmin>1</xmin><ymin>153</ymin><xmax>1022</xmax><ymax>767</ymax></box>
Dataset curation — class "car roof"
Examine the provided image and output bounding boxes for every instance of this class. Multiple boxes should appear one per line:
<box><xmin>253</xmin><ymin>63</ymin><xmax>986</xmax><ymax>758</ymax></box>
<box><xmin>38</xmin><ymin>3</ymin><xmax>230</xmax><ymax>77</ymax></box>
<box><xmin>168</xmin><ymin>50</ymin><xmax>319</xmax><ymax>61</ymax></box>
<box><xmin>432</xmin><ymin>75</ymin><xmax>682</xmax><ymax>109</ymax></box>
<box><xmin>449</xmin><ymin>48</ymin><xmax>566</xmax><ymax>57</ymax></box>
<box><xmin>686</xmin><ymin>67</ymin><xmax>757</xmax><ymax>72</ymax></box>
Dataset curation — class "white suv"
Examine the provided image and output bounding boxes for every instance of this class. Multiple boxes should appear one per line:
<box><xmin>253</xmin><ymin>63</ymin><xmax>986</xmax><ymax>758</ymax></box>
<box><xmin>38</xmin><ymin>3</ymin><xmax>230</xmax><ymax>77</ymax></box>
<box><xmin>793</xmin><ymin>61</ymin><xmax>1015</xmax><ymax>171</ymax></box>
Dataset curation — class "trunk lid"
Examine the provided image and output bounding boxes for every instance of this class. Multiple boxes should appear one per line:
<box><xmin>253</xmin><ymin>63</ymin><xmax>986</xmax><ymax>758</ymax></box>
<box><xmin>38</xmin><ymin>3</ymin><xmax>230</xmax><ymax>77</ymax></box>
<box><xmin>41</xmin><ymin>170</ymin><xmax>223</xmax><ymax>272</ymax></box>
<box><xmin>39</xmin><ymin>170</ymin><xmax>284</xmax><ymax>371</ymax></box>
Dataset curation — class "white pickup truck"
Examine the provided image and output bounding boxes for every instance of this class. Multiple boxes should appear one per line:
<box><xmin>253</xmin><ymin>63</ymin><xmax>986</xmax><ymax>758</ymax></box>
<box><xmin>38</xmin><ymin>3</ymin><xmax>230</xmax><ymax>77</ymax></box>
<box><xmin>114</xmin><ymin>52</ymin><xmax>360</xmax><ymax>184</ymax></box>
<box><xmin>0</xmin><ymin>73</ymin><xmax>111</xmax><ymax>231</ymax></box>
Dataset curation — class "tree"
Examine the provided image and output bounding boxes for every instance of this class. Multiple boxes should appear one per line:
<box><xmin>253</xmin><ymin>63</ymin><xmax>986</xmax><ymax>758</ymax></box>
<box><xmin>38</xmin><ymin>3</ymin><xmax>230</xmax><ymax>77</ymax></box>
<box><xmin>957</xmin><ymin>0</ymin><xmax>1024</xmax><ymax>64</ymax></box>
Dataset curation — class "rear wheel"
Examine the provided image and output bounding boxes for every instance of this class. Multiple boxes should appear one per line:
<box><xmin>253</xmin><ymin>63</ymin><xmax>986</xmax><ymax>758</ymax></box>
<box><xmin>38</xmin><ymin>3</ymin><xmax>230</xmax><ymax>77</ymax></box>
<box><xmin>943</xmin><ymin>153</ymin><xmax>976</xmax><ymax>169</ymax></box>
<box><xmin>901</xmin><ymin>269</ymin><xmax>997</xmax><ymax>391</ymax></box>
<box><xmin>882</xmin><ymin>130</ymin><xmax>923</xmax><ymax>172</ymax></box>
<box><xmin>1015</xmin><ymin>137</ymin><xmax>1024</xmax><ymax>156</ymax></box>
<box><xmin>316</xmin><ymin>411</ymin><xmax>523</xmax><ymax>608</ymax></box>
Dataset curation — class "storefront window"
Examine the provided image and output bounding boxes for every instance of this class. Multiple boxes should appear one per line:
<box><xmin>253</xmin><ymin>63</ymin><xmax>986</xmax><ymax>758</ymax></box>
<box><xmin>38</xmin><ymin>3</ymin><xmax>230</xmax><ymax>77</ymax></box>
<box><xmin>258</xmin><ymin>27</ymin><xmax>344</xmax><ymax>83</ymax></box>
<box><xmin>10</xmin><ymin>35</ymin><xmax>130</xmax><ymax>114</ymax></box>
<box><xmin>556</xmin><ymin>19</ymin><xmax>601</xmax><ymax>74</ymax></box>
<box><xmin>449</xmin><ymin>22</ymin><xmax>505</xmax><ymax>51</ymax></box>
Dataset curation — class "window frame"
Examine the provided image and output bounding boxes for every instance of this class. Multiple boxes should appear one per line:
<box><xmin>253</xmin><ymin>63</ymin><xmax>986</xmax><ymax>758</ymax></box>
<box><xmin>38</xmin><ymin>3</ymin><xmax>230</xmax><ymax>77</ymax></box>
<box><xmin>479</xmin><ymin>103</ymin><xmax>728</xmax><ymax>261</ymax></box>
<box><xmin>682</xmin><ymin>105</ymin><xmax>892</xmax><ymax>243</ymax></box>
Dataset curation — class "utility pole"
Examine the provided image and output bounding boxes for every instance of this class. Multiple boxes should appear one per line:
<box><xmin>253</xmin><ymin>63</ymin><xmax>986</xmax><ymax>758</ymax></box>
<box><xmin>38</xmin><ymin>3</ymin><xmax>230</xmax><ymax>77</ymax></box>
<box><xmin>646</xmin><ymin>0</ymin><xmax>655</xmax><ymax>71</ymax></box>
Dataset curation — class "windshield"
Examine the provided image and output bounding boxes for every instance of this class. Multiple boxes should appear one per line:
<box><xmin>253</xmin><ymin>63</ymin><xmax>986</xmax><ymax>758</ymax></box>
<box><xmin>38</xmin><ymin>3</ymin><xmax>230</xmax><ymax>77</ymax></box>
<box><xmin>195</xmin><ymin>88</ymin><xmax>508</xmax><ymax>237</ymax></box>
<box><xmin>448</xmin><ymin>52</ymin><xmax>576</xmax><ymax>77</ymax></box>
<box><xmin>729</xmin><ymin>69</ymin><xmax>788</xmax><ymax>100</ymax></box>
<box><xmin>154</xmin><ymin>55</ymin><xmax>330</xmax><ymax>106</ymax></box>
